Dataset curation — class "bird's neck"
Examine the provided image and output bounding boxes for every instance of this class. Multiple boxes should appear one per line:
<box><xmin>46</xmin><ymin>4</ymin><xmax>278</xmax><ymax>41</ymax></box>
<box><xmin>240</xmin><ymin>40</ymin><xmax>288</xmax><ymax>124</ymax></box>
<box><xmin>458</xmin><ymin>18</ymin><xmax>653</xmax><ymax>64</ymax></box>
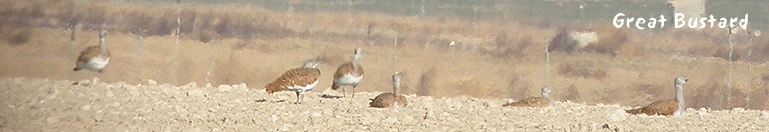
<box><xmin>675</xmin><ymin>84</ymin><xmax>685</xmax><ymax>115</ymax></box>
<box><xmin>393</xmin><ymin>82</ymin><xmax>400</xmax><ymax>96</ymax></box>
<box><xmin>352</xmin><ymin>55</ymin><xmax>361</xmax><ymax>68</ymax></box>
<box><xmin>351</xmin><ymin>58</ymin><xmax>362</xmax><ymax>76</ymax></box>
<box><xmin>99</xmin><ymin>37</ymin><xmax>107</xmax><ymax>55</ymax></box>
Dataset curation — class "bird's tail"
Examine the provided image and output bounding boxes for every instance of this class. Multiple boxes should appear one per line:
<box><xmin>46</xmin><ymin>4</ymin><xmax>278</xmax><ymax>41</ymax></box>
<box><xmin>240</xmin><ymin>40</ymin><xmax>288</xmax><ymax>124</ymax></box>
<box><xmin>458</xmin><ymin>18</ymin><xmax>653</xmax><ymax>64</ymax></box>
<box><xmin>265</xmin><ymin>82</ymin><xmax>285</xmax><ymax>94</ymax></box>
<box><xmin>73</xmin><ymin>67</ymin><xmax>82</xmax><ymax>71</ymax></box>
<box><xmin>368</xmin><ymin>98</ymin><xmax>376</xmax><ymax>107</ymax></box>
<box><xmin>502</xmin><ymin>102</ymin><xmax>511</xmax><ymax>107</ymax></box>
<box><xmin>502</xmin><ymin>101</ymin><xmax>522</xmax><ymax>107</ymax></box>
<box><xmin>625</xmin><ymin>107</ymin><xmax>644</xmax><ymax>114</ymax></box>
<box><xmin>331</xmin><ymin>82</ymin><xmax>341</xmax><ymax>90</ymax></box>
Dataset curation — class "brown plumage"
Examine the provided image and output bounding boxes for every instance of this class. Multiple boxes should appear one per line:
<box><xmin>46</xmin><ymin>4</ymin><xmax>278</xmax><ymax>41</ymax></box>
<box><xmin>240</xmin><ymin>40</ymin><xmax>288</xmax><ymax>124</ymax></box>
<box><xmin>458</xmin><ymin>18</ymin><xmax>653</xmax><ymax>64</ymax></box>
<box><xmin>370</xmin><ymin>72</ymin><xmax>407</xmax><ymax>108</ymax></box>
<box><xmin>74</xmin><ymin>31</ymin><xmax>110</xmax><ymax>73</ymax></box>
<box><xmin>369</xmin><ymin>93</ymin><xmax>407</xmax><ymax>108</ymax></box>
<box><xmin>503</xmin><ymin>97</ymin><xmax>551</xmax><ymax>107</ymax></box>
<box><xmin>332</xmin><ymin>48</ymin><xmax>364</xmax><ymax>97</ymax></box>
<box><xmin>503</xmin><ymin>86</ymin><xmax>552</xmax><ymax>107</ymax></box>
<box><xmin>626</xmin><ymin>77</ymin><xmax>688</xmax><ymax>116</ymax></box>
<box><xmin>265</xmin><ymin>61</ymin><xmax>321</xmax><ymax>104</ymax></box>
<box><xmin>625</xmin><ymin>99</ymin><xmax>678</xmax><ymax>116</ymax></box>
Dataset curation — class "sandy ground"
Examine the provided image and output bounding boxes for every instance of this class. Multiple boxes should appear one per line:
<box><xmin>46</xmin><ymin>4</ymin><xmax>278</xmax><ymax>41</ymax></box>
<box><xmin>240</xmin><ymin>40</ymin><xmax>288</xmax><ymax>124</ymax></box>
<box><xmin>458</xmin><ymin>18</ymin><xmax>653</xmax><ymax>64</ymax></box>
<box><xmin>2</xmin><ymin>0</ymin><xmax>769</xmax><ymax>111</ymax></box>
<box><xmin>1</xmin><ymin>77</ymin><xmax>768</xmax><ymax>131</ymax></box>
<box><xmin>2</xmin><ymin>0</ymin><xmax>769</xmax><ymax>131</ymax></box>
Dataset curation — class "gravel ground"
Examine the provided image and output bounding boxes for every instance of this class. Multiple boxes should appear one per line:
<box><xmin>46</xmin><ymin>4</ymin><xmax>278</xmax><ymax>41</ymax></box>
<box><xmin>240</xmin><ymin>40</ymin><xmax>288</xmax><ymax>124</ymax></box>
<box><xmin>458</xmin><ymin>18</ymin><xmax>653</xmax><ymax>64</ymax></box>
<box><xmin>1</xmin><ymin>77</ymin><xmax>768</xmax><ymax>131</ymax></box>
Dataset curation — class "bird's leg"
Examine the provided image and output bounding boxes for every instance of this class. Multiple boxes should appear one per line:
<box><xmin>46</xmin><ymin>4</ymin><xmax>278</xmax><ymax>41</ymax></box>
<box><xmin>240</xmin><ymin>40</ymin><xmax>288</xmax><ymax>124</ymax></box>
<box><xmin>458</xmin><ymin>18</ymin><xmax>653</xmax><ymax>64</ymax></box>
<box><xmin>295</xmin><ymin>91</ymin><xmax>301</xmax><ymax>104</ymax></box>
<box><xmin>342</xmin><ymin>88</ymin><xmax>346</xmax><ymax>98</ymax></box>
<box><xmin>352</xmin><ymin>86</ymin><xmax>356</xmax><ymax>98</ymax></box>
<box><xmin>300</xmin><ymin>91</ymin><xmax>305</xmax><ymax>104</ymax></box>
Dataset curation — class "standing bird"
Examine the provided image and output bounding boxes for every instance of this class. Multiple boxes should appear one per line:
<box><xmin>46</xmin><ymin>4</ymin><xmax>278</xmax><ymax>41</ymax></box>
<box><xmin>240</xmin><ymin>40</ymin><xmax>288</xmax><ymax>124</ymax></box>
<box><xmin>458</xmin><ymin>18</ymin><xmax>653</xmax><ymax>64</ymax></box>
<box><xmin>265</xmin><ymin>61</ymin><xmax>321</xmax><ymax>104</ymax></box>
<box><xmin>626</xmin><ymin>77</ymin><xmax>688</xmax><ymax>116</ymax></box>
<box><xmin>332</xmin><ymin>48</ymin><xmax>364</xmax><ymax>97</ymax></box>
<box><xmin>503</xmin><ymin>86</ymin><xmax>553</xmax><ymax>107</ymax></box>
<box><xmin>369</xmin><ymin>72</ymin><xmax>407</xmax><ymax>108</ymax></box>
<box><xmin>74</xmin><ymin>31</ymin><xmax>110</xmax><ymax>73</ymax></box>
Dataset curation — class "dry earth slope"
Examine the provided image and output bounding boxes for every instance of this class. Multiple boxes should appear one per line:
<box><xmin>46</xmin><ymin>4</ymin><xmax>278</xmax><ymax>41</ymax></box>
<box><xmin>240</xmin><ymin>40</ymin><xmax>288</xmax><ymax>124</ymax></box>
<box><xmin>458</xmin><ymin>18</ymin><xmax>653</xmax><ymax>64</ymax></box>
<box><xmin>1</xmin><ymin>77</ymin><xmax>768</xmax><ymax>131</ymax></box>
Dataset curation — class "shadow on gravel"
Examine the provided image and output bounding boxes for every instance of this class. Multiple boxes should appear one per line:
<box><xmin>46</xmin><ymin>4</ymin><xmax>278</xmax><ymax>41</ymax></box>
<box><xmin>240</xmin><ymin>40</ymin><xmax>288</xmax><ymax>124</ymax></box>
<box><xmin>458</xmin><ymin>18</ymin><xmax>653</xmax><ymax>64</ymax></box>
<box><xmin>320</xmin><ymin>94</ymin><xmax>343</xmax><ymax>99</ymax></box>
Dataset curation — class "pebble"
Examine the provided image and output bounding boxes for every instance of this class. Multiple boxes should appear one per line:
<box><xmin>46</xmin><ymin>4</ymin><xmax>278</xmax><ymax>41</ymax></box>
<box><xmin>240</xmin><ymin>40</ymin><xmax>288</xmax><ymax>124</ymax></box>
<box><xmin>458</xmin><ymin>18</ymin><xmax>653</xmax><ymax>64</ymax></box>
<box><xmin>174</xmin><ymin>106</ymin><xmax>186</xmax><ymax>113</ymax></box>
<box><xmin>218</xmin><ymin>85</ymin><xmax>232</xmax><ymax>92</ymax></box>
<box><xmin>83</xmin><ymin>105</ymin><xmax>92</xmax><ymax>111</ymax></box>
<box><xmin>105</xmin><ymin>90</ymin><xmax>114</xmax><ymax>97</ymax></box>
<box><xmin>77</xmin><ymin>79</ymin><xmax>91</xmax><ymax>86</ymax></box>
<box><xmin>147</xmin><ymin>79</ymin><xmax>158</xmax><ymax>86</ymax></box>
<box><xmin>698</xmin><ymin>107</ymin><xmax>708</xmax><ymax>112</ymax></box>
<box><xmin>126</xmin><ymin>86</ymin><xmax>141</xmax><ymax>97</ymax></box>
<box><xmin>731</xmin><ymin>108</ymin><xmax>745</xmax><ymax>113</ymax></box>
<box><xmin>160</xmin><ymin>87</ymin><xmax>175</xmax><ymax>95</ymax></box>
<box><xmin>188</xmin><ymin>89</ymin><xmax>206</xmax><ymax>97</ymax></box>
<box><xmin>322</xmin><ymin>109</ymin><xmax>333</xmax><ymax>116</ymax></box>
<box><xmin>402</xmin><ymin>115</ymin><xmax>415</xmax><ymax>123</ymax></box>
<box><xmin>271</xmin><ymin>115</ymin><xmax>277</xmax><ymax>122</ymax></box>
<box><xmin>238</xmin><ymin>83</ymin><xmax>248</xmax><ymax>90</ymax></box>
<box><xmin>609</xmin><ymin>109</ymin><xmax>627</xmax><ymax>122</ymax></box>
<box><xmin>453</xmin><ymin>105</ymin><xmax>463</xmax><ymax>109</ymax></box>
<box><xmin>280</xmin><ymin>124</ymin><xmax>293</xmax><ymax>131</ymax></box>
<box><xmin>182</xmin><ymin>82</ymin><xmax>197</xmax><ymax>89</ymax></box>
<box><xmin>383</xmin><ymin>117</ymin><xmax>397</xmax><ymax>124</ymax></box>
<box><xmin>113</xmin><ymin>81</ymin><xmax>127</xmax><ymax>88</ymax></box>
<box><xmin>45</xmin><ymin>87</ymin><xmax>58</xmax><ymax>100</ymax></box>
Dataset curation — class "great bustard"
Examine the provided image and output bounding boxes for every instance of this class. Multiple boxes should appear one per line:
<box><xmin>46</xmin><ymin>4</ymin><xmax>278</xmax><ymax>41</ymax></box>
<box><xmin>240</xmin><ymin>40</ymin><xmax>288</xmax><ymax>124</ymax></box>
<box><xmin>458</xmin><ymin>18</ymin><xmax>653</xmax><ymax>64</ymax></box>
<box><xmin>369</xmin><ymin>72</ymin><xmax>407</xmax><ymax>108</ymax></box>
<box><xmin>74</xmin><ymin>30</ymin><xmax>110</xmax><ymax>73</ymax></box>
<box><xmin>503</xmin><ymin>86</ymin><xmax>553</xmax><ymax>107</ymax></box>
<box><xmin>626</xmin><ymin>77</ymin><xmax>688</xmax><ymax>116</ymax></box>
<box><xmin>332</xmin><ymin>48</ymin><xmax>364</xmax><ymax>97</ymax></box>
<box><xmin>265</xmin><ymin>61</ymin><xmax>321</xmax><ymax>104</ymax></box>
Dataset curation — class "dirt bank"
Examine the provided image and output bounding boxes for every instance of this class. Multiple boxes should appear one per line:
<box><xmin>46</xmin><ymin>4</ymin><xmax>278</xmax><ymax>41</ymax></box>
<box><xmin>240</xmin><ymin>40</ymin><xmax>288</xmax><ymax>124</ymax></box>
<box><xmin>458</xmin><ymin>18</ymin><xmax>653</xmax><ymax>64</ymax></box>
<box><xmin>1</xmin><ymin>77</ymin><xmax>767</xmax><ymax>131</ymax></box>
